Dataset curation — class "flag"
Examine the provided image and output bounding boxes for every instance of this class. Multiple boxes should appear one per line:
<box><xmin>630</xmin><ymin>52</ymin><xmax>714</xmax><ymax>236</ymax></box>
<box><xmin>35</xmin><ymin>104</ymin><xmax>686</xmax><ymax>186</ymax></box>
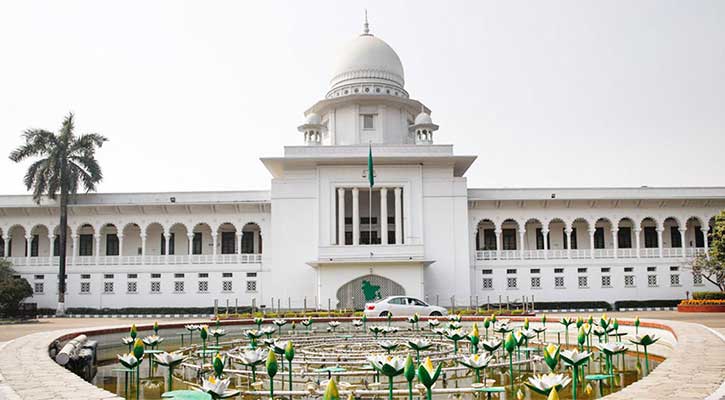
<box><xmin>367</xmin><ymin>144</ymin><xmax>374</xmax><ymax>187</ymax></box>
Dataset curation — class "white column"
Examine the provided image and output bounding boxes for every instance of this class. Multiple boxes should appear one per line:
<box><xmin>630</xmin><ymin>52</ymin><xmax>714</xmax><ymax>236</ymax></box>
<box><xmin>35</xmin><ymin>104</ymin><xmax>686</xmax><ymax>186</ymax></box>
<box><xmin>703</xmin><ymin>226</ymin><xmax>710</xmax><ymax>259</ymax></box>
<box><xmin>565</xmin><ymin>228</ymin><xmax>572</xmax><ymax>259</ymax></box>
<box><xmin>352</xmin><ymin>188</ymin><xmax>360</xmax><ymax>245</ymax></box>
<box><xmin>140</xmin><ymin>234</ymin><xmax>147</xmax><ymax>264</ymax></box>
<box><xmin>71</xmin><ymin>234</ymin><xmax>78</xmax><ymax>264</ymax></box>
<box><xmin>679</xmin><ymin>228</ymin><xmax>686</xmax><ymax>257</ymax></box>
<box><xmin>657</xmin><ymin>228</ymin><xmax>664</xmax><ymax>258</ymax></box>
<box><xmin>380</xmin><ymin>187</ymin><xmax>388</xmax><ymax>245</ymax></box>
<box><xmin>47</xmin><ymin>234</ymin><xmax>55</xmax><ymax>257</ymax></box>
<box><xmin>212</xmin><ymin>233</ymin><xmax>218</xmax><ymax>259</ymax></box>
<box><xmin>237</xmin><ymin>232</ymin><xmax>243</xmax><ymax>255</ymax></box>
<box><xmin>611</xmin><ymin>228</ymin><xmax>618</xmax><ymax>259</ymax></box>
<box><xmin>187</xmin><ymin>233</ymin><xmax>194</xmax><ymax>256</ymax></box>
<box><xmin>494</xmin><ymin>229</ymin><xmax>502</xmax><ymax>259</ymax></box>
<box><xmin>394</xmin><ymin>187</ymin><xmax>402</xmax><ymax>245</ymax></box>
<box><xmin>117</xmin><ymin>234</ymin><xmax>124</xmax><ymax>257</ymax></box>
<box><xmin>3</xmin><ymin>237</ymin><xmax>9</xmax><ymax>259</ymax></box>
<box><xmin>25</xmin><ymin>234</ymin><xmax>32</xmax><ymax>259</ymax></box>
<box><xmin>519</xmin><ymin>228</ymin><xmax>526</xmax><ymax>260</ymax></box>
<box><xmin>588</xmin><ymin>229</ymin><xmax>595</xmax><ymax>259</ymax></box>
<box><xmin>94</xmin><ymin>233</ymin><xmax>101</xmax><ymax>262</ymax></box>
<box><xmin>164</xmin><ymin>232</ymin><xmax>171</xmax><ymax>263</ymax></box>
<box><xmin>338</xmin><ymin>188</ymin><xmax>346</xmax><ymax>245</ymax></box>
<box><xmin>542</xmin><ymin>228</ymin><xmax>549</xmax><ymax>260</ymax></box>
<box><xmin>634</xmin><ymin>228</ymin><xmax>642</xmax><ymax>258</ymax></box>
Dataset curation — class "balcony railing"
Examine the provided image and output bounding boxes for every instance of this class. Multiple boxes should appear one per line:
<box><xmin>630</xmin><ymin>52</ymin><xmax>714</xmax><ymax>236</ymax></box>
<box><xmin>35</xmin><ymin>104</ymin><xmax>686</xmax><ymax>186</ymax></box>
<box><xmin>5</xmin><ymin>253</ymin><xmax>262</xmax><ymax>267</ymax></box>
<box><xmin>475</xmin><ymin>247</ymin><xmax>706</xmax><ymax>261</ymax></box>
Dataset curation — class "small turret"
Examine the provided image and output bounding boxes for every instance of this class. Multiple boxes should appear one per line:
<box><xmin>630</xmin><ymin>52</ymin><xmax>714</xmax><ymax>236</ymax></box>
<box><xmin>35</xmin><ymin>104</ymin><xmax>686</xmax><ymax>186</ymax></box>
<box><xmin>298</xmin><ymin>113</ymin><xmax>323</xmax><ymax>145</ymax></box>
<box><xmin>409</xmin><ymin>107</ymin><xmax>438</xmax><ymax>144</ymax></box>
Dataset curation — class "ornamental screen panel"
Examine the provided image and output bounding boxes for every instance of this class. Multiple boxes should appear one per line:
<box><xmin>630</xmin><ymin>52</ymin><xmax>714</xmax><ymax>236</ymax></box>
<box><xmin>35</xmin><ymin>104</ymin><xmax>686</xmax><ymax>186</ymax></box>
<box><xmin>336</xmin><ymin>274</ymin><xmax>405</xmax><ymax>310</ymax></box>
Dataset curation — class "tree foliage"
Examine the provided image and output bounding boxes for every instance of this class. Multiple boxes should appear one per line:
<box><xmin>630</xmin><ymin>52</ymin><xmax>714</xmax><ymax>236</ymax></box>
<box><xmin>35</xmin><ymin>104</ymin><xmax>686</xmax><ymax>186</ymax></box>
<box><xmin>0</xmin><ymin>259</ymin><xmax>33</xmax><ymax>317</ymax></box>
<box><xmin>690</xmin><ymin>210</ymin><xmax>725</xmax><ymax>292</ymax></box>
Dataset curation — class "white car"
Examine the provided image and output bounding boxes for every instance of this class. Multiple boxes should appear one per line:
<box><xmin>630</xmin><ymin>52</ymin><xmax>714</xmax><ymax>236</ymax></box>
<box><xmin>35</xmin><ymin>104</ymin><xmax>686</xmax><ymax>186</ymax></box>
<box><xmin>363</xmin><ymin>296</ymin><xmax>448</xmax><ymax>318</ymax></box>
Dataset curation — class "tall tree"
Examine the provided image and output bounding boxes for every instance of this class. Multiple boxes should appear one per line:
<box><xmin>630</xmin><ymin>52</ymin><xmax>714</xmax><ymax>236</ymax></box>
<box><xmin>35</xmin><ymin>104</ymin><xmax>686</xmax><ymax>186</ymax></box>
<box><xmin>9</xmin><ymin>113</ymin><xmax>107</xmax><ymax>315</ymax></box>
<box><xmin>690</xmin><ymin>210</ymin><xmax>725</xmax><ymax>292</ymax></box>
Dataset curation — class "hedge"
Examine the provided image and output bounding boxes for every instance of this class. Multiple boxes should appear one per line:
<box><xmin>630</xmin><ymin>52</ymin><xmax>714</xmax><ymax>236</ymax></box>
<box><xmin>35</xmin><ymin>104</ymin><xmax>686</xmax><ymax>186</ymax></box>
<box><xmin>533</xmin><ymin>301</ymin><xmax>612</xmax><ymax>311</ymax></box>
<box><xmin>692</xmin><ymin>291</ymin><xmax>725</xmax><ymax>300</ymax></box>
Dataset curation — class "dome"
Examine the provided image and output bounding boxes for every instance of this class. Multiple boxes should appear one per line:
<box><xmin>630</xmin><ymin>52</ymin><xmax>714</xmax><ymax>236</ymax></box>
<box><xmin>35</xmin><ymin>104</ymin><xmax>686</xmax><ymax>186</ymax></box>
<box><xmin>329</xmin><ymin>33</ymin><xmax>405</xmax><ymax>93</ymax></box>
<box><xmin>414</xmin><ymin>111</ymin><xmax>433</xmax><ymax>125</ymax></box>
<box><xmin>305</xmin><ymin>113</ymin><xmax>321</xmax><ymax>125</ymax></box>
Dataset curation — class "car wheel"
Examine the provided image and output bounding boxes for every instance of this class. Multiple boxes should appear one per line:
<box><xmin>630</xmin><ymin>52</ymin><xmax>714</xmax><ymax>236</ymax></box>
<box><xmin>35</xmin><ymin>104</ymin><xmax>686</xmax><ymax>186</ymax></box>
<box><xmin>379</xmin><ymin>311</ymin><xmax>390</xmax><ymax>317</ymax></box>
<box><xmin>429</xmin><ymin>311</ymin><xmax>442</xmax><ymax>317</ymax></box>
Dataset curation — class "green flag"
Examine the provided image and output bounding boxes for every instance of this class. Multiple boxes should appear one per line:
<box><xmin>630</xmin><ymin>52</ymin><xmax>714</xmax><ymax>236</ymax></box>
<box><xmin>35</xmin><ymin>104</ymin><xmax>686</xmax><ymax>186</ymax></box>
<box><xmin>367</xmin><ymin>144</ymin><xmax>374</xmax><ymax>187</ymax></box>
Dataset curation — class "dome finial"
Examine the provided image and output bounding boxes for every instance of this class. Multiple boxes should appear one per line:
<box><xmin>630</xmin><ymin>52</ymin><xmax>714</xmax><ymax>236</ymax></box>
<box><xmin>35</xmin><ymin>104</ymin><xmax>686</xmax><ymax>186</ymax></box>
<box><xmin>363</xmin><ymin>9</ymin><xmax>370</xmax><ymax>35</ymax></box>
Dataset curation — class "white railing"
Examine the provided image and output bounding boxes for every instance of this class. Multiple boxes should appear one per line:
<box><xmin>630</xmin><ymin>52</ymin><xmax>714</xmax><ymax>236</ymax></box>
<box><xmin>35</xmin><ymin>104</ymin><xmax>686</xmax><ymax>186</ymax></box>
<box><xmin>5</xmin><ymin>253</ymin><xmax>262</xmax><ymax>267</ymax></box>
<box><xmin>474</xmin><ymin>247</ymin><xmax>708</xmax><ymax>262</ymax></box>
<box><xmin>617</xmin><ymin>248</ymin><xmax>638</xmax><ymax>258</ymax></box>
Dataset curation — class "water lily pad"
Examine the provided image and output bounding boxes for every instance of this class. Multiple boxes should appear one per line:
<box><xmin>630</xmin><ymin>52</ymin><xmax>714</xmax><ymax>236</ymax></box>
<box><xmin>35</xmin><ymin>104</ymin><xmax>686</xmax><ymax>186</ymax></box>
<box><xmin>585</xmin><ymin>374</ymin><xmax>613</xmax><ymax>381</ymax></box>
<box><xmin>161</xmin><ymin>390</ymin><xmax>212</xmax><ymax>400</ymax></box>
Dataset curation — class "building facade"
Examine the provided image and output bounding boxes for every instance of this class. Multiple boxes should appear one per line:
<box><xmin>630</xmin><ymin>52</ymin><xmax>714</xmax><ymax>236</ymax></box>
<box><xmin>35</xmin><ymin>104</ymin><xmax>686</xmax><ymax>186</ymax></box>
<box><xmin>1</xmin><ymin>24</ymin><xmax>723</xmax><ymax>312</ymax></box>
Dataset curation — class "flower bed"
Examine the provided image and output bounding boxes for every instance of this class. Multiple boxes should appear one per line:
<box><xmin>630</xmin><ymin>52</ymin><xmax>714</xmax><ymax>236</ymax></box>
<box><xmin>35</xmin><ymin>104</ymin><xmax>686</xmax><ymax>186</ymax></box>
<box><xmin>677</xmin><ymin>299</ymin><xmax>725</xmax><ymax>312</ymax></box>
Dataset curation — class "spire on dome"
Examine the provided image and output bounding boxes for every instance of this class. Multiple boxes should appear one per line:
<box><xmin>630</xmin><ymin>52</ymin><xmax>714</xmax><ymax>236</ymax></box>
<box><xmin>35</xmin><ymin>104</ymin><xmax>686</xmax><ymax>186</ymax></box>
<box><xmin>363</xmin><ymin>10</ymin><xmax>370</xmax><ymax>35</ymax></box>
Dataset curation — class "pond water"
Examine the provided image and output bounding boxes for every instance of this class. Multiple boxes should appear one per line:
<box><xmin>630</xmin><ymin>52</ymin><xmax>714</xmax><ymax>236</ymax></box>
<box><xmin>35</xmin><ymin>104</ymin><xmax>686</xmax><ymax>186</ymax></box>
<box><xmin>92</xmin><ymin>324</ymin><xmax>661</xmax><ymax>400</ymax></box>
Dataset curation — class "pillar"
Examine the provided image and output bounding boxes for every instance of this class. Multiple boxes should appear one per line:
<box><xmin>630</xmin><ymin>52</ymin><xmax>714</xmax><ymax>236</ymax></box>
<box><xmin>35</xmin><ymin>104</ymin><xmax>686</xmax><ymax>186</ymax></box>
<box><xmin>565</xmin><ymin>228</ymin><xmax>572</xmax><ymax>259</ymax></box>
<box><xmin>519</xmin><ymin>227</ymin><xmax>526</xmax><ymax>260</ymax></box>
<box><xmin>657</xmin><ymin>228</ymin><xmax>664</xmax><ymax>258</ymax></box>
<box><xmin>542</xmin><ymin>228</ymin><xmax>549</xmax><ymax>259</ymax></box>
<box><xmin>338</xmin><ymin>188</ymin><xmax>346</xmax><ymax>245</ymax></box>
<box><xmin>634</xmin><ymin>228</ymin><xmax>641</xmax><ymax>258</ymax></box>
<box><xmin>25</xmin><ymin>234</ymin><xmax>32</xmax><ymax>259</ymax></box>
<box><xmin>380</xmin><ymin>187</ymin><xmax>388</xmax><ymax>245</ymax></box>
<box><xmin>352</xmin><ymin>188</ymin><xmax>360</xmax><ymax>245</ymax></box>
<box><xmin>187</xmin><ymin>233</ymin><xmax>194</xmax><ymax>256</ymax></box>
<box><xmin>164</xmin><ymin>232</ymin><xmax>171</xmax><ymax>263</ymax></box>
<box><xmin>703</xmin><ymin>226</ymin><xmax>710</xmax><ymax>259</ymax></box>
<box><xmin>394</xmin><ymin>187</ymin><xmax>402</xmax><ymax>245</ymax></box>
<box><xmin>495</xmin><ymin>229</ymin><xmax>502</xmax><ymax>259</ymax></box>
<box><xmin>588</xmin><ymin>229</ymin><xmax>595</xmax><ymax>259</ymax></box>
<box><xmin>94</xmin><ymin>233</ymin><xmax>101</xmax><ymax>262</ymax></box>
<box><xmin>71</xmin><ymin>234</ymin><xmax>78</xmax><ymax>264</ymax></box>
<box><xmin>140</xmin><ymin>234</ymin><xmax>147</xmax><ymax>264</ymax></box>
<box><xmin>47</xmin><ymin>234</ymin><xmax>55</xmax><ymax>257</ymax></box>
<box><xmin>237</xmin><ymin>232</ymin><xmax>243</xmax><ymax>255</ymax></box>
<box><xmin>611</xmin><ymin>228</ymin><xmax>618</xmax><ymax>259</ymax></box>
<box><xmin>678</xmin><ymin>228</ymin><xmax>686</xmax><ymax>256</ymax></box>
<box><xmin>118</xmin><ymin>234</ymin><xmax>124</xmax><ymax>257</ymax></box>
<box><xmin>212</xmin><ymin>233</ymin><xmax>218</xmax><ymax>258</ymax></box>
<box><xmin>3</xmin><ymin>237</ymin><xmax>9</xmax><ymax>259</ymax></box>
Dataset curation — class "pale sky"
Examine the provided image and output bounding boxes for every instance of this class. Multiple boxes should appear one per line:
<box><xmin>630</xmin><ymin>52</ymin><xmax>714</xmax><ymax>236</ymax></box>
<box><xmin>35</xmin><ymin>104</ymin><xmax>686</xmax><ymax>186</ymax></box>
<box><xmin>1</xmin><ymin>0</ymin><xmax>723</xmax><ymax>195</ymax></box>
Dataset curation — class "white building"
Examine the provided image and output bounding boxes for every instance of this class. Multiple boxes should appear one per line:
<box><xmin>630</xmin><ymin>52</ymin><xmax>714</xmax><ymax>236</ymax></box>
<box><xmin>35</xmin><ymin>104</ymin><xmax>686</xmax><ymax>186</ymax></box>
<box><xmin>1</xmin><ymin>23</ymin><xmax>723</xmax><ymax>312</ymax></box>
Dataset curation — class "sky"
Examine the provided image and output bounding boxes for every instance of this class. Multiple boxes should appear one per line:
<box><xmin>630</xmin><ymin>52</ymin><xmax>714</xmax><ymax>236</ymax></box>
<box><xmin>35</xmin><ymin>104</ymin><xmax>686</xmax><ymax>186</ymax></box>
<box><xmin>0</xmin><ymin>0</ymin><xmax>723</xmax><ymax>195</ymax></box>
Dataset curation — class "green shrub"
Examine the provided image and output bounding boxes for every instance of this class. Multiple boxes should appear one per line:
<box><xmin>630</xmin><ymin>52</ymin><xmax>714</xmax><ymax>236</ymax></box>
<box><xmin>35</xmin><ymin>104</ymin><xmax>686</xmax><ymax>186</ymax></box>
<box><xmin>613</xmin><ymin>299</ymin><xmax>681</xmax><ymax>309</ymax></box>
<box><xmin>693</xmin><ymin>291</ymin><xmax>725</xmax><ymax>300</ymax></box>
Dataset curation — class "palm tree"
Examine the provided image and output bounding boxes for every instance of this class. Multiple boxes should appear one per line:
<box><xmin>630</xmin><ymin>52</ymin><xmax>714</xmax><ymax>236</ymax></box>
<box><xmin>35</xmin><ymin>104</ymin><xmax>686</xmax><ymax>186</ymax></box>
<box><xmin>9</xmin><ymin>113</ymin><xmax>107</xmax><ymax>316</ymax></box>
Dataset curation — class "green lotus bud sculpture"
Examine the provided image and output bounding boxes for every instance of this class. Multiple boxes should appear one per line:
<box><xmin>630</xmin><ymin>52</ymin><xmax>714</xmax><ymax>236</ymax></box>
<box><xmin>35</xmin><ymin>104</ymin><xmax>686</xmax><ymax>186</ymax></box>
<box><xmin>543</xmin><ymin>343</ymin><xmax>560</xmax><ymax>372</ymax></box>
<box><xmin>504</xmin><ymin>332</ymin><xmax>517</xmax><ymax>392</ymax></box>
<box><xmin>468</xmin><ymin>323</ymin><xmax>481</xmax><ymax>353</ymax></box>
<box><xmin>266</xmin><ymin>349</ymin><xmax>279</xmax><ymax>398</ymax></box>
<box><xmin>153</xmin><ymin>321</ymin><xmax>159</xmax><ymax>335</ymax></box>
<box><xmin>417</xmin><ymin>357</ymin><xmax>442</xmax><ymax>400</ymax></box>
<box><xmin>387</xmin><ymin>312</ymin><xmax>393</xmax><ymax>326</ymax></box>
<box><xmin>559</xmin><ymin>317</ymin><xmax>574</xmax><ymax>346</ymax></box>
<box><xmin>482</xmin><ymin>317</ymin><xmax>491</xmax><ymax>340</ymax></box>
<box><xmin>361</xmin><ymin>314</ymin><xmax>368</xmax><ymax>331</ymax></box>
<box><xmin>285</xmin><ymin>341</ymin><xmax>295</xmax><ymax>391</ymax></box>
<box><xmin>133</xmin><ymin>338</ymin><xmax>144</xmax><ymax>399</ymax></box>
<box><xmin>130</xmin><ymin>324</ymin><xmax>138</xmax><ymax>340</ymax></box>
<box><xmin>404</xmin><ymin>355</ymin><xmax>415</xmax><ymax>400</ymax></box>
<box><xmin>199</xmin><ymin>325</ymin><xmax>209</xmax><ymax>364</ymax></box>
<box><xmin>323</xmin><ymin>377</ymin><xmax>340</xmax><ymax>400</ymax></box>
<box><xmin>212</xmin><ymin>353</ymin><xmax>225</xmax><ymax>378</ymax></box>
